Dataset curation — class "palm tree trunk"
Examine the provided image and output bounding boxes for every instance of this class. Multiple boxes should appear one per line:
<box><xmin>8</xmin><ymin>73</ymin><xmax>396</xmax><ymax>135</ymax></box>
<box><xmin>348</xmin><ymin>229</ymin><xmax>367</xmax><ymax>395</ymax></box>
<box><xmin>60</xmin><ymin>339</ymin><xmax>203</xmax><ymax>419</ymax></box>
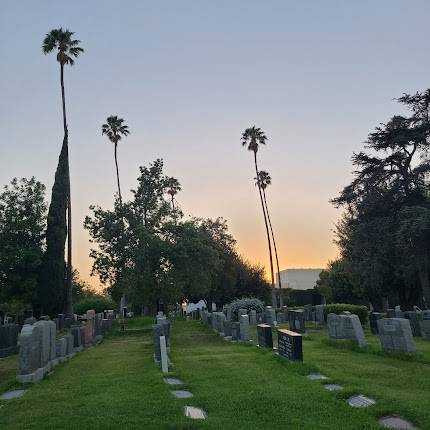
<box><xmin>114</xmin><ymin>142</ymin><xmax>123</xmax><ymax>209</ymax></box>
<box><xmin>262</xmin><ymin>188</ymin><xmax>282</xmax><ymax>289</ymax></box>
<box><xmin>61</xmin><ymin>62</ymin><xmax>74</xmax><ymax>319</ymax></box>
<box><xmin>253</xmin><ymin>151</ymin><xmax>276</xmax><ymax>307</ymax></box>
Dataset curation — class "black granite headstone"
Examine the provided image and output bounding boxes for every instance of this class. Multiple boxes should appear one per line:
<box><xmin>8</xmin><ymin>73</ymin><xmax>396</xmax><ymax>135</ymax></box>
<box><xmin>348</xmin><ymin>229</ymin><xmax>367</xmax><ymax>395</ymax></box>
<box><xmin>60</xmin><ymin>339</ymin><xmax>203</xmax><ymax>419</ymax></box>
<box><xmin>257</xmin><ymin>324</ymin><xmax>273</xmax><ymax>348</ymax></box>
<box><xmin>278</xmin><ymin>329</ymin><xmax>303</xmax><ymax>362</ymax></box>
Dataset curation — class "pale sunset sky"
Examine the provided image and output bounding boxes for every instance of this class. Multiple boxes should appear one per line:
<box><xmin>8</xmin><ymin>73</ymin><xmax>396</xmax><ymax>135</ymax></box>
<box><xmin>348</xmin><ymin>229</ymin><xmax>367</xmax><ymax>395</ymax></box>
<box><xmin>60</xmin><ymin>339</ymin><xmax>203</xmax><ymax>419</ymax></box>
<box><xmin>1</xmin><ymin>1</ymin><xmax>430</xmax><ymax>289</ymax></box>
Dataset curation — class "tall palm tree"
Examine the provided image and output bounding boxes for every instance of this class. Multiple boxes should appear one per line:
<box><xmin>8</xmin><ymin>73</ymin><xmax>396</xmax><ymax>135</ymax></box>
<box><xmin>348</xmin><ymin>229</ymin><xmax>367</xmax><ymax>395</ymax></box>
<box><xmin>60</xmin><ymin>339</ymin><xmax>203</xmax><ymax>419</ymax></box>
<box><xmin>43</xmin><ymin>28</ymin><xmax>84</xmax><ymax>318</ymax></box>
<box><xmin>255</xmin><ymin>170</ymin><xmax>282</xmax><ymax>290</ymax></box>
<box><xmin>102</xmin><ymin>115</ymin><xmax>130</xmax><ymax>209</ymax></box>
<box><xmin>165</xmin><ymin>177</ymin><xmax>181</xmax><ymax>213</ymax></box>
<box><xmin>241</xmin><ymin>126</ymin><xmax>276</xmax><ymax>307</ymax></box>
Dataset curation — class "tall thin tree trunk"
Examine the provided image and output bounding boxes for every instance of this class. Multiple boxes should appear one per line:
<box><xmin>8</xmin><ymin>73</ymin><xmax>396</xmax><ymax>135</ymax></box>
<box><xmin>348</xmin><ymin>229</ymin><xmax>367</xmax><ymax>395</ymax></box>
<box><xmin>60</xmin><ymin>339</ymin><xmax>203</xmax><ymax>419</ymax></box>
<box><xmin>61</xmin><ymin>62</ymin><xmax>74</xmax><ymax>319</ymax></box>
<box><xmin>253</xmin><ymin>151</ymin><xmax>276</xmax><ymax>307</ymax></box>
<box><xmin>262</xmin><ymin>188</ymin><xmax>282</xmax><ymax>289</ymax></box>
<box><xmin>114</xmin><ymin>142</ymin><xmax>123</xmax><ymax>209</ymax></box>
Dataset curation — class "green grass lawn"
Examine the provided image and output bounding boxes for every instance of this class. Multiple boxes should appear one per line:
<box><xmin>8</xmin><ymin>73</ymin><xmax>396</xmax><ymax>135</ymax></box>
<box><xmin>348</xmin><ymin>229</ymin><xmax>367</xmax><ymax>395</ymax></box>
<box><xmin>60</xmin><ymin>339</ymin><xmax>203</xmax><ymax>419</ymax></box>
<box><xmin>0</xmin><ymin>317</ymin><xmax>428</xmax><ymax>429</ymax></box>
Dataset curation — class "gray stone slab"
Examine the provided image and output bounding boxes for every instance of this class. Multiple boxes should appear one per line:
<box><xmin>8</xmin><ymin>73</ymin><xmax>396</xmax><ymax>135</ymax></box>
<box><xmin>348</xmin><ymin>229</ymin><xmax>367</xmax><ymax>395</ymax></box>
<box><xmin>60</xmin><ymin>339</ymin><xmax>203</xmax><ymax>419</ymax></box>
<box><xmin>379</xmin><ymin>416</ymin><xmax>417</xmax><ymax>429</ymax></box>
<box><xmin>239</xmin><ymin>314</ymin><xmax>250</xmax><ymax>341</ymax></box>
<box><xmin>327</xmin><ymin>313</ymin><xmax>366</xmax><ymax>347</ymax></box>
<box><xmin>0</xmin><ymin>389</ymin><xmax>27</xmax><ymax>400</ymax></box>
<box><xmin>171</xmin><ymin>390</ymin><xmax>193</xmax><ymax>399</ymax></box>
<box><xmin>324</xmin><ymin>384</ymin><xmax>343</xmax><ymax>391</ymax></box>
<box><xmin>377</xmin><ymin>318</ymin><xmax>416</xmax><ymax>353</ymax></box>
<box><xmin>184</xmin><ymin>406</ymin><xmax>207</xmax><ymax>419</ymax></box>
<box><xmin>306</xmin><ymin>373</ymin><xmax>328</xmax><ymax>380</ymax></box>
<box><xmin>164</xmin><ymin>378</ymin><xmax>183</xmax><ymax>385</ymax></box>
<box><xmin>347</xmin><ymin>395</ymin><xmax>376</xmax><ymax>408</ymax></box>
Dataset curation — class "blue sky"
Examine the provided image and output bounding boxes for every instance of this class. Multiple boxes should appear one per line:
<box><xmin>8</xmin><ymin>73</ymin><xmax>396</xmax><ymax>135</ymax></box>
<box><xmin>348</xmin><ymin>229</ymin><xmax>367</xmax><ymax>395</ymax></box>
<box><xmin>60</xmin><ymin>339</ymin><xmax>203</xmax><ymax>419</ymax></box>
<box><xmin>1</xmin><ymin>1</ymin><xmax>429</xmax><ymax>287</ymax></box>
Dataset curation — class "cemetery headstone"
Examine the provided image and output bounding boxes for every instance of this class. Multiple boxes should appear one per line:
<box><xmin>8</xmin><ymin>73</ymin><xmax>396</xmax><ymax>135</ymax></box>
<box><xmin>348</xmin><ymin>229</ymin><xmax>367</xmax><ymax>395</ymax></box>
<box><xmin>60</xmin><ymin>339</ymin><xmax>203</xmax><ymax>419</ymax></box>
<box><xmin>303</xmin><ymin>304</ymin><xmax>313</xmax><ymax>321</ymax></box>
<box><xmin>249</xmin><ymin>309</ymin><xmax>257</xmax><ymax>325</ymax></box>
<box><xmin>423</xmin><ymin>310</ymin><xmax>430</xmax><ymax>338</ymax></box>
<box><xmin>403</xmin><ymin>311</ymin><xmax>422</xmax><ymax>337</ymax></box>
<box><xmin>377</xmin><ymin>318</ymin><xmax>416</xmax><ymax>353</ymax></box>
<box><xmin>223</xmin><ymin>320</ymin><xmax>232</xmax><ymax>337</ymax></box>
<box><xmin>257</xmin><ymin>324</ymin><xmax>273</xmax><ymax>348</ymax></box>
<box><xmin>314</xmin><ymin>305</ymin><xmax>325</xmax><ymax>323</ymax></box>
<box><xmin>265</xmin><ymin>307</ymin><xmax>276</xmax><ymax>326</ymax></box>
<box><xmin>0</xmin><ymin>323</ymin><xmax>19</xmax><ymax>358</ymax></box>
<box><xmin>278</xmin><ymin>329</ymin><xmax>303</xmax><ymax>362</ymax></box>
<box><xmin>327</xmin><ymin>313</ymin><xmax>367</xmax><ymax>347</ymax></box>
<box><xmin>17</xmin><ymin>324</ymin><xmax>44</xmax><ymax>383</ymax></box>
<box><xmin>288</xmin><ymin>310</ymin><xmax>306</xmax><ymax>334</ymax></box>
<box><xmin>231</xmin><ymin>322</ymin><xmax>240</xmax><ymax>341</ymax></box>
<box><xmin>71</xmin><ymin>326</ymin><xmax>82</xmax><ymax>351</ymax></box>
<box><xmin>239</xmin><ymin>314</ymin><xmax>250</xmax><ymax>341</ymax></box>
<box><xmin>369</xmin><ymin>312</ymin><xmax>384</xmax><ymax>334</ymax></box>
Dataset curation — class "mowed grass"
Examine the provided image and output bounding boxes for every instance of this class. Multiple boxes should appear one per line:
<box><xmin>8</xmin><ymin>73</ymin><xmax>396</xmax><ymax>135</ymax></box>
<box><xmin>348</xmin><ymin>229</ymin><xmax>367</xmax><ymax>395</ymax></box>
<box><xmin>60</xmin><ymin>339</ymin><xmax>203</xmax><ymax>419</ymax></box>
<box><xmin>0</xmin><ymin>317</ymin><xmax>428</xmax><ymax>429</ymax></box>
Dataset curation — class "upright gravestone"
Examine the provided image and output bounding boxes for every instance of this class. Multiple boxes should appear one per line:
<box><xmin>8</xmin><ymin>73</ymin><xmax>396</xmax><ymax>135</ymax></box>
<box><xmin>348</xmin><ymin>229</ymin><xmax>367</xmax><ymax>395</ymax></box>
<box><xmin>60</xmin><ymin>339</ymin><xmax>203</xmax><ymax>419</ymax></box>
<box><xmin>265</xmin><ymin>307</ymin><xmax>276</xmax><ymax>326</ymax></box>
<box><xmin>0</xmin><ymin>324</ymin><xmax>19</xmax><ymax>358</ymax></box>
<box><xmin>278</xmin><ymin>329</ymin><xmax>303</xmax><ymax>362</ymax></box>
<box><xmin>238</xmin><ymin>308</ymin><xmax>248</xmax><ymax>321</ymax></box>
<box><xmin>257</xmin><ymin>324</ymin><xmax>273</xmax><ymax>348</ymax></box>
<box><xmin>423</xmin><ymin>310</ymin><xmax>430</xmax><ymax>338</ymax></box>
<box><xmin>288</xmin><ymin>310</ymin><xmax>306</xmax><ymax>334</ymax></box>
<box><xmin>231</xmin><ymin>322</ymin><xmax>240</xmax><ymax>341</ymax></box>
<box><xmin>47</xmin><ymin>320</ymin><xmax>56</xmax><ymax>362</ymax></box>
<box><xmin>327</xmin><ymin>313</ymin><xmax>366</xmax><ymax>348</ymax></box>
<box><xmin>17</xmin><ymin>324</ymin><xmax>44</xmax><ymax>383</ymax></box>
<box><xmin>369</xmin><ymin>312</ymin><xmax>384</xmax><ymax>335</ymax></box>
<box><xmin>65</xmin><ymin>334</ymin><xmax>74</xmax><ymax>357</ymax></box>
<box><xmin>226</xmin><ymin>306</ymin><xmax>232</xmax><ymax>322</ymax></box>
<box><xmin>218</xmin><ymin>313</ymin><xmax>226</xmax><ymax>335</ymax></box>
<box><xmin>84</xmin><ymin>310</ymin><xmax>96</xmax><ymax>346</ymax></box>
<box><xmin>314</xmin><ymin>305</ymin><xmax>325</xmax><ymax>323</ymax></box>
<box><xmin>240</xmin><ymin>314</ymin><xmax>250</xmax><ymax>341</ymax></box>
<box><xmin>403</xmin><ymin>311</ymin><xmax>422</xmax><ymax>337</ymax></box>
<box><xmin>377</xmin><ymin>318</ymin><xmax>416</xmax><ymax>353</ymax></box>
<box><xmin>57</xmin><ymin>314</ymin><xmax>65</xmax><ymax>330</ymax></box>
<box><xmin>387</xmin><ymin>309</ymin><xmax>396</xmax><ymax>318</ymax></box>
<box><xmin>249</xmin><ymin>310</ymin><xmax>257</xmax><ymax>325</ymax></box>
<box><xmin>303</xmin><ymin>304</ymin><xmax>313</xmax><ymax>321</ymax></box>
<box><xmin>34</xmin><ymin>320</ymin><xmax>51</xmax><ymax>373</ymax></box>
<box><xmin>223</xmin><ymin>320</ymin><xmax>232</xmax><ymax>337</ymax></box>
<box><xmin>71</xmin><ymin>326</ymin><xmax>82</xmax><ymax>351</ymax></box>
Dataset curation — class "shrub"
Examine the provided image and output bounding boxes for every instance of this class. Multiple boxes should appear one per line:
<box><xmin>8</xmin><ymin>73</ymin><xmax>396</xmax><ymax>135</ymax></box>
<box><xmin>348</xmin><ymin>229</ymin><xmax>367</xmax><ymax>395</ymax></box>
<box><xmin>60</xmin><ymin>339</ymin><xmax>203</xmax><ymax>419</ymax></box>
<box><xmin>228</xmin><ymin>297</ymin><xmax>265</xmax><ymax>321</ymax></box>
<box><xmin>323</xmin><ymin>303</ymin><xmax>368</xmax><ymax>325</ymax></box>
<box><xmin>74</xmin><ymin>297</ymin><xmax>116</xmax><ymax>316</ymax></box>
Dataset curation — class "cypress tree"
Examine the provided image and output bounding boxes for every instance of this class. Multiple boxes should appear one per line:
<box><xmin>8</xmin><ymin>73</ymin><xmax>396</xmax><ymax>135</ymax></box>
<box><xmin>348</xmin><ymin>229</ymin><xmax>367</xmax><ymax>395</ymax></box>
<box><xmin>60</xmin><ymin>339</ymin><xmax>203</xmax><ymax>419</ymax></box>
<box><xmin>37</xmin><ymin>132</ymin><xmax>69</xmax><ymax>315</ymax></box>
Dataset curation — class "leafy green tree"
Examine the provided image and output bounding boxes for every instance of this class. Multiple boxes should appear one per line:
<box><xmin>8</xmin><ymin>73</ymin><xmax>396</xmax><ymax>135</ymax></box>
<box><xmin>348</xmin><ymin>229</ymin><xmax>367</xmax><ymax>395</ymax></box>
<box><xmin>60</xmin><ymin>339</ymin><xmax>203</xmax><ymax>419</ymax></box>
<box><xmin>85</xmin><ymin>160</ymin><xmax>270</xmax><ymax>313</ymax></box>
<box><xmin>255</xmin><ymin>170</ymin><xmax>282</xmax><ymax>289</ymax></box>
<box><xmin>42</xmin><ymin>28</ymin><xmax>84</xmax><ymax>317</ymax></box>
<box><xmin>241</xmin><ymin>127</ymin><xmax>276</xmax><ymax>306</ymax></box>
<box><xmin>0</xmin><ymin>178</ymin><xmax>46</xmax><ymax>310</ymax></box>
<box><xmin>315</xmin><ymin>259</ymin><xmax>364</xmax><ymax>304</ymax></box>
<box><xmin>332</xmin><ymin>89</ymin><xmax>430</xmax><ymax>309</ymax></box>
<box><xmin>102</xmin><ymin>116</ymin><xmax>130</xmax><ymax>209</ymax></box>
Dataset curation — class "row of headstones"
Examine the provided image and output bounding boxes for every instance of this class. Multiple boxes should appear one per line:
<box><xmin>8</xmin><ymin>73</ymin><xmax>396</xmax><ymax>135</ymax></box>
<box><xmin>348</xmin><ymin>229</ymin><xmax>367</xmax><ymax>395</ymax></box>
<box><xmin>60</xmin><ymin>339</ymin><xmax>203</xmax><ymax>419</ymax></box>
<box><xmin>370</xmin><ymin>309</ymin><xmax>430</xmax><ymax>338</ymax></box>
<box><xmin>16</xmin><ymin>310</ymin><xmax>112</xmax><ymax>383</ymax></box>
<box><xmin>153</xmin><ymin>312</ymin><xmax>171</xmax><ymax>373</ymax></box>
<box><xmin>328</xmin><ymin>312</ymin><xmax>419</xmax><ymax>354</ymax></box>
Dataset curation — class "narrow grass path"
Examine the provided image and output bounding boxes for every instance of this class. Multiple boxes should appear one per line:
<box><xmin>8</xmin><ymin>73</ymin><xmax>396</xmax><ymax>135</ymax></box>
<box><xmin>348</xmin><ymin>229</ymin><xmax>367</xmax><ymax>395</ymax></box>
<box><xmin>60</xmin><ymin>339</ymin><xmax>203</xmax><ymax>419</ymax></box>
<box><xmin>0</xmin><ymin>318</ymin><xmax>429</xmax><ymax>429</ymax></box>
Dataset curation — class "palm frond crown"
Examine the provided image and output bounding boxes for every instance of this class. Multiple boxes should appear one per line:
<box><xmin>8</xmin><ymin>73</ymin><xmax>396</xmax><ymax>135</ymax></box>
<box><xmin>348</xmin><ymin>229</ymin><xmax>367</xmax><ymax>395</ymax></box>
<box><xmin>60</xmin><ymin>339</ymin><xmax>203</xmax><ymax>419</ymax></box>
<box><xmin>241</xmin><ymin>126</ymin><xmax>267</xmax><ymax>153</ymax></box>
<box><xmin>42</xmin><ymin>28</ymin><xmax>84</xmax><ymax>66</ymax></box>
<box><xmin>102</xmin><ymin>115</ymin><xmax>130</xmax><ymax>144</ymax></box>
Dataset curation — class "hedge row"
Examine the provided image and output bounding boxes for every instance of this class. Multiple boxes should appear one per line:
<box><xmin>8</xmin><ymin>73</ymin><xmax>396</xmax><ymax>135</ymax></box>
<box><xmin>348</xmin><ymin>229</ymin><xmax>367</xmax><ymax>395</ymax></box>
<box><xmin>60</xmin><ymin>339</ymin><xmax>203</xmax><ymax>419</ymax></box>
<box><xmin>323</xmin><ymin>303</ymin><xmax>368</xmax><ymax>325</ymax></box>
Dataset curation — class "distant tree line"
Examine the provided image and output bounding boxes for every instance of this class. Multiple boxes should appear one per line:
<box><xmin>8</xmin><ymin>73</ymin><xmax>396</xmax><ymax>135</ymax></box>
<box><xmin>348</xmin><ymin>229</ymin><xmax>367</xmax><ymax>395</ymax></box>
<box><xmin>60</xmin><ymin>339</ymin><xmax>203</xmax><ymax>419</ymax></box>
<box><xmin>317</xmin><ymin>90</ymin><xmax>430</xmax><ymax>310</ymax></box>
<box><xmin>84</xmin><ymin>159</ymin><xmax>270</xmax><ymax>313</ymax></box>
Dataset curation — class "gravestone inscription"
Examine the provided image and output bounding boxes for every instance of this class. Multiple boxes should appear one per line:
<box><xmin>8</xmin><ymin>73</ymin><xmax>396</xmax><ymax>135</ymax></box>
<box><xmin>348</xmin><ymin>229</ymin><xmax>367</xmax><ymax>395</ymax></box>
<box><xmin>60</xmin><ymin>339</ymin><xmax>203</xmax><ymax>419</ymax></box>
<box><xmin>278</xmin><ymin>329</ymin><xmax>303</xmax><ymax>362</ymax></box>
<box><xmin>377</xmin><ymin>318</ymin><xmax>416</xmax><ymax>353</ymax></box>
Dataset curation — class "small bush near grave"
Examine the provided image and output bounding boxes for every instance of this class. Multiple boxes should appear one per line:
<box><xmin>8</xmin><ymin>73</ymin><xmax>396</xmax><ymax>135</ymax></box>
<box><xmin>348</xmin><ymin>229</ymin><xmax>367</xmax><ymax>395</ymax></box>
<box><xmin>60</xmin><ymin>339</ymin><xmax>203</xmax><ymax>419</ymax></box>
<box><xmin>74</xmin><ymin>297</ymin><xmax>116</xmax><ymax>315</ymax></box>
<box><xmin>229</xmin><ymin>297</ymin><xmax>264</xmax><ymax>320</ymax></box>
<box><xmin>323</xmin><ymin>304</ymin><xmax>368</xmax><ymax>325</ymax></box>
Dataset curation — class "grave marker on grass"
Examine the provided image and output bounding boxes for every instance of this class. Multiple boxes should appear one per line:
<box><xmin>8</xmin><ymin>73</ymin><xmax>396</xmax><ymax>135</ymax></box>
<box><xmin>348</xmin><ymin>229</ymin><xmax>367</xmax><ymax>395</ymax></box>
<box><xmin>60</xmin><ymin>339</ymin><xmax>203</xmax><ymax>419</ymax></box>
<box><xmin>377</xmin><ymin>318</ymin><xmax>416</xmax><ymax>353</ymax></box>
<box><xmin>277</xmin><ymin>329</ymin><xmax>303</xmax><ymax>362</ymax></box>
<box><xmin>327</xmin><ymin>313</ymin><xmax>367</xmax><ymax>348</ymax></box>
<box><xmin>257</xmin><ymin>324</ymin><xmax>273</xmax><ymax>349</ymax></box>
